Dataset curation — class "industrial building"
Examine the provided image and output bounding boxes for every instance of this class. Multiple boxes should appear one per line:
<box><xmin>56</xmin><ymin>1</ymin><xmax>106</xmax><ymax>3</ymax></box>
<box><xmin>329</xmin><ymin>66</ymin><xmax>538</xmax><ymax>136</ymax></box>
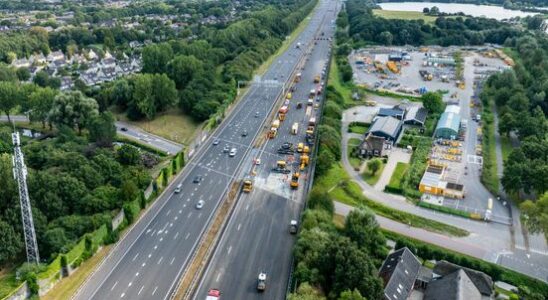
<box><xmin>419</xmin><ymin>165</ymin><xmax>464</xmax><ymax>199</ymax></box>
<box><xmin>403</xmin><ymin>106</ymin><xmax>428</xmax><ymax>126</ymax></box>
<box><xmin>378</xmin><ymin>107</ymin><xmax>405</xmax><ymax>120</ymax></box>
<box><xmin>368</xmin><ymin>116</ymin><xmax>403</xmax><ymax>143</ymax></box>
<box><xmin>434</xmin><ymin>110</ymin><xmax>461</xmax><ymax>139</ymax></box>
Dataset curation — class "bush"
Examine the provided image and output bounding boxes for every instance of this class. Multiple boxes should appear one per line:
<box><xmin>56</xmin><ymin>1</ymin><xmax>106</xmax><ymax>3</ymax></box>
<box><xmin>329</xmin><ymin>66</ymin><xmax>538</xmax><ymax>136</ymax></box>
<box><xmin>418</xmin><ymin>201</ymin><xmax>472</xmax><ymax>219</ymax></box>
<box><xmin>72</xmin><ymin>257</ymin><xmax>83</xmax><ymax>269</ymax></box>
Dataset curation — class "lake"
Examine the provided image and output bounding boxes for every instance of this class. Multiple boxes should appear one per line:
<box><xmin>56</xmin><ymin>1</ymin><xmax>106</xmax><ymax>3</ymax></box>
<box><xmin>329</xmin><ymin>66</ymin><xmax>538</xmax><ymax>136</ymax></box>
<box><xmin>378</xmin><ymin>2</ymin><xmax>538</xmax><ymax>20</ymax></box>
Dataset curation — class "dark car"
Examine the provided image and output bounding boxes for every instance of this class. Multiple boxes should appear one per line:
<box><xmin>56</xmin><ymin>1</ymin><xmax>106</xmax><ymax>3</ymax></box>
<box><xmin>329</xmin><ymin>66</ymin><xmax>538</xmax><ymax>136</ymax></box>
<box><xmin>193</xmin><ymin>175</ymin><xmax>203</xmax><ymax>183</ymax></box>
<box><xmin>242</xmin><ymin>131</ymin><xmax>248</xmax><ymax>137</ymax></box>
<box><xmin>120</xmin><ymin>127</ymin><xmax>128</xmax><ymax>132</ymax></box>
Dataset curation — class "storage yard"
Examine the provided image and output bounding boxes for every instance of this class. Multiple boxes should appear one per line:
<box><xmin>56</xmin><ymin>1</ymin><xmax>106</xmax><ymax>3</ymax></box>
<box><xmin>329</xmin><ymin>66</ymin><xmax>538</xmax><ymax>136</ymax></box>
<box><xmin>349</xmin><ymin>46</ymin><xmax>512</xmax><ymax>223</ymax></box>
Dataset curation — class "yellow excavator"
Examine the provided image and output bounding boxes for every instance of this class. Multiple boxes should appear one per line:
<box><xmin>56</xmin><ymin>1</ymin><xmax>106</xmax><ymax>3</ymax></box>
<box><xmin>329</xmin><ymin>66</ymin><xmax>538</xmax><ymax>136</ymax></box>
<box><xmin>290</xmin><ymin>172</ymin><xmax>300</xmax><ymax>189</ymax></box>
<box><xmin>242</xmin><ymin>177</ymin><xmax>253</xmax><ymax>193</ymax></box>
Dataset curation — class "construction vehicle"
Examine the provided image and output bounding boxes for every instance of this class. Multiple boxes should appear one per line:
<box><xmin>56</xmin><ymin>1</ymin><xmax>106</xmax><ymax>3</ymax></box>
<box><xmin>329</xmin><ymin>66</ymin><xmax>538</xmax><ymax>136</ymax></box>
<box><xmin>242</xmin><ymin>177</ymin><xmax>253</xmax><ymax>193</ymax></box>
<box><xmin>272</xmin><ymin>160</ymin><xmax>291</xmax><ymax>174</ymax></box>
<box><xmin>290</xmin><ymin>172</ymin><xmax>300</xmax><ymax>189</ymax></box>
<box><xmin>374</xmin><ymin>61</ymin><xmax>384</xmax><ymax>72</ymax></box>
<box><xmin>291</xmin><ymin>122</ymin><xmax>299</xmax><ymax>135</ymax></box>
<box><xmin>365</xmin><ymin>100</ymin><xmax>377</xmax><ymax>106</ymax></box>
<box><xmin>277</xmin><ymin>142</ymin><xmax>294</xmax><ymax>154</ymax></box>
<box><xmin>257</xmin><ymin>273</ymin><xmax>267</xmax><ymax>292</ymax></box>
<box><xmin>206</xmin><ymin>289</ymin><xmax>221</xmax><ymax>300</ymax></box>
<box><xmin>269</xmin><ymin>119</ymin><xmax>280</xmax><ymax>139</ymax></box>
<box><xmin>295</xmin><ymin>73</ymin><xmax>301</xmax><ymax>82</ymax></box>
<box><xmin>309</xmin><ymin>89</ymin><xmax>316</xmax><ymax>98</ymax></box>
<box><xmin>286</xmin><ymin>92</ymin><xmax>292</xmax><ymax>100</ymax></box>
<box><xmin>278</xmin><ymin>106</ymin><xmax>288</xmax><ymax>121</ymax></box>
<box><xmin>419</xmin><ymin>70</ymin><xmax>433</xmax><ymax>81</ymax></box>
<box><xmin>297</xmin><ymin>142</ymin><xmax>304</xmax><ymax>153</ymax></box>
<box><xmin>289</xmin><ymin>220</ymin><xmax>298</xmax><ymax>234</ymax></box>
<box><xmin>296</xmin><ymin>102</ymin><xmax>303</xmax><ymax>109</ymax></box>
<box><xmin>300</xmin><ymin>154</ymin><xmax>309</xmax><ymax>170</ymax></box>
<box><xmin>314</xmin><ymin>75</ymin><xmax>320</xmax><ymax>83</ymax></box>
<box><xmin>386</xmin><ymin>61</ymin><xmax>399</xmax><ymax>73</ymax></box>
<box><xmin>303</xmin><ymin>145</ymin><xmax>310</xmax><ymax>153</ymax></box>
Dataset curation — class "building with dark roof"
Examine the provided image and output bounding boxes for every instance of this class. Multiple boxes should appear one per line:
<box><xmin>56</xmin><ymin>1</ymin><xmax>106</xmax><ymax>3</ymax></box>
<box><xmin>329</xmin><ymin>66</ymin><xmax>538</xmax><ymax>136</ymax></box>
<box><xmin>359</xmin><ymin>133</ymin><xmax>386</xmax><ymax>158</ymax></box>
<box><xmin>368</xmin><ymin>116</ymin><xmax>403</xmax><ymax>143</ymax></box>
<box><xmin>404</xmin><ymin>106</ymin><xmax>428</xmax><ymax>126</ymax></box>
<box><xmin>432</xmin><ymin>261</ymin><xmax>494</xmax><ymax>298</ymax></box>
<box><xmin>424</xmin><ymin>269</ymin><xmax>481</xmax><ymax>300</ymax></box>
<box><xmin>379</xmin><ymin>247</ymin><xmax>421</xmax><ymax>300</ymax></box>
<box><xmin>379</xmin><ymin>107</ymin><xmax>405</xmax><ymax>120</ymax></box>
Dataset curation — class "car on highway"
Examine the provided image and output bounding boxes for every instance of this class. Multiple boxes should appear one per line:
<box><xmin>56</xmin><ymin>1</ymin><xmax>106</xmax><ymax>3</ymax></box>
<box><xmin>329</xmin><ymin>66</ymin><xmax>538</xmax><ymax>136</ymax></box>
<box><xmin>257</xmin><ymin>272</ymin><xmax>267</xmax><ymax>292</ymax></box>
<box><xmin>196</xmin><ymin>200</ymin><xmax>205</xmax><ymax>209</ymax></box>
<box><xmin>241</xmin><ymin>130</ymin><xmax>248</xmax><ymax>137</ymax></box>
<box><xmin>206</xmin><ymin>289</ymin><xmax>221</xmax><ymax>300</ymax></box>
<box><xmin>193</xmin><ymin>175</ymin><xmax>203</xmax><ymax>183</ymax></box>
<box><xmin>229</xmin><ymin>148</ymin><xmax>237</xmax><ymax>157</ymax></box>
<box><xmin>213</xmin><ymin>139</ymin><xmax>220</xmax><ymax>145</ymax></box>
<box><xmin>120</xmin><ymin>127</ymin><xmax>128</xmax><ymax>132</ymax></box>
<box><xmin>223</xmin><ymin>145</ymin><xmax>230</xmax><ymax>153</ymax></box>
<box><xmin>255</xmin><ymin>112</ymin><xmax>260</xmax><ymax>118</ymax></box>
<box><xmin>175</xmin><ymin>183</ymin><xmax>182</xmax><ymax>194</ymax></box>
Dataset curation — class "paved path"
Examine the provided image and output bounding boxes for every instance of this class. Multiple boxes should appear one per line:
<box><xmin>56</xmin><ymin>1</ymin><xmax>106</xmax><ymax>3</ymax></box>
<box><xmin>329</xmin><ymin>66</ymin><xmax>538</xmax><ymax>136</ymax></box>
<box><xmin>374</xmin><ymin>148</ymin><xmax>410</xmax><ymax>191</ymax></box>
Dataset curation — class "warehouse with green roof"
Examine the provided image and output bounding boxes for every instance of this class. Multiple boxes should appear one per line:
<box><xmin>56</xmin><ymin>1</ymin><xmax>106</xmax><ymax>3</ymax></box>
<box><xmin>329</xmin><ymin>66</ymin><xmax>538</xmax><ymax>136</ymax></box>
<box><xmin>434</xmin><ymin>111</ymin><xmax>461</xmax><ymax>139</ymax></box>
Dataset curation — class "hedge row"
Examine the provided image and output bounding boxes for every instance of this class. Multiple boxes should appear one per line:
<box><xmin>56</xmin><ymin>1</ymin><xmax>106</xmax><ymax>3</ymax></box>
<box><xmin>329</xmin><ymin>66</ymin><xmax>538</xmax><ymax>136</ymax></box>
<box><xmin>418</xmin><ymin>201</ymin><xmax>472</xmax><ymax>219</ymax></box>
<box><xmin>116</xmin><ymin>136</ymin><xmax>169</xmax><ymax>157</ymax></box>
<box><xmin>384</xmin><ymin>185</ymin><xmax>403</xmax><ymax>195</ymax></box>
<box><xmin>383</xmin><ymin>230</ymin><xmax>548</xmax><ymax>296</ymax></box>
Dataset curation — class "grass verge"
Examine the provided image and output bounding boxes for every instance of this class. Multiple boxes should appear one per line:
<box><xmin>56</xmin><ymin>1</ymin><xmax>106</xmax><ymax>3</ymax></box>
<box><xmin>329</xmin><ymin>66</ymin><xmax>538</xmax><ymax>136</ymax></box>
<box><xmin>115</xmin><ymin>108</ymin><xmax>199</xmax><ymax>145</ymax></box>
<box><xmin>347</xmin><ymin>138</ymin><xmax>362</xmax><ymax>169</ymax></box>
<box><xmin>348</xmin><ymin>123</ymin><xmax>369</xmax><ymax>134</ymax></box>
<box><xmin>387</xmin><ymin>162</ymin><xmax>409</xmax><ymax>188</ymax></box>
<box><xmin>328</xmin><ymin>59</ymin><xmax>354</xmax><ymax>106</ymax></box>
<box><xmin>481</xmin><ymin>104</ymin><xmax>499</xmax><ymax>195</ymax></box>
<box><xmin>41</xmin><ymin>245</ymin><xmax>112</xmax><ymax>300</ymax></box>
<box><xmin>500</xmin><ymin>135</ymin><xmax>513</xmax><ymax>162</ymax></box>
<box><xmin>0</xmin><ymin>271</ymin><xmax>21</xmax><ymax>299</ymax></box>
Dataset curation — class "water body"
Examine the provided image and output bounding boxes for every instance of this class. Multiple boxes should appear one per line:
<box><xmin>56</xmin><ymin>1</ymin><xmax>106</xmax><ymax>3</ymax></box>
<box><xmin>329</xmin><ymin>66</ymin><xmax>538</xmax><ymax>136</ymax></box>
<box><xmin>378</xmin><ymin>2</ymin><xmax>537</xmax><ymax>20</ymax></box>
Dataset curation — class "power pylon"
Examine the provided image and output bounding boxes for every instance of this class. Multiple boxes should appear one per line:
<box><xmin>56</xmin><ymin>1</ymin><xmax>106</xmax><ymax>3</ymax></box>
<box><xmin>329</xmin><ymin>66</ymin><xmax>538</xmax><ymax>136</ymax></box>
<box><xmin>11</xmin><ymin>132</ymin><xmax>40</xmax><ymax>264</ymax></box>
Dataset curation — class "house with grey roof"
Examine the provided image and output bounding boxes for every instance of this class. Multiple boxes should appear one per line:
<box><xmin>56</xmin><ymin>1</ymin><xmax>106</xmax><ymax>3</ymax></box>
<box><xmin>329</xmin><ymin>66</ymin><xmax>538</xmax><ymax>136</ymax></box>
<box><xmin>368</xmin><ymin>116</ymin><xmax>403</xmax><ymax>143</ymax></box>
<box><xmin>404</xmin><ymin>106</ymin><xmax>428</xmax><ymax>126</ymax></box>
<box><xmin>359</xmin><ymin>133</ymin><xmax>386</xmax><ymax>158</ymax></box>
<box><xmin>379</xmin><ymin>247</ymin><xmax>422</xmax><ymax>300</ymax></box>
<box><xmin>378</xmin><ymin>107</ymin><xmax>405</xmax><ymax>120</ymax></box>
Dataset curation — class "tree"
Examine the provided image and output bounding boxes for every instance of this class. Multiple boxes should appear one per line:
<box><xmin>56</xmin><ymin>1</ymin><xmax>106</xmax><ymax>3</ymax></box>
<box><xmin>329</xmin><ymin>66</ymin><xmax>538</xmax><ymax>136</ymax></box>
<box><xmin>315</xmin><ymin>148</ymin><xmax>335</xmax><ymax>178</ymax></box>
<box><xmin>421</xmin><ymin>92</ymin><xmax>444</xmax><ymax>114</ymax></box>
<box><xmin>167</xmin><ymin>55</ymin><xmax>204</xmax><ymax>89</ymax></box>
<box><xmin>498</xmin><ymin>112</ymin><xmax>516</xmax><ymax>137</ymax></box>
<box><xmin>344</xmin><ymin>208</ymin><xmax>387</xmax><ymax>259</ymax></box>
<box><xmin>49</xmin><ymin>91</ymin><xmax>99</xmax><ymax>133</ymax></box>
<box><xmin>338</xmin><ymin>289</ymin><xmax>366</xmax><ymax>300</ymax></box>
<box><xmin>128</xmin><ymin>74</ymin><xmax>155</xmax><ymax>120</ymax></box>
<box><xmin>520</xmin><ymin>193</ymin><xmax>548</xmax><ymax>241</ymax></box>
<box><xmin>366</xmin><ymin>159</ymin><xmax>381</xmax><ymax>176</ymax></box>
<box><xmin>16</xmin><ymin>67</ymin><xmax>31</xmax><ymax>81</ymax></box>
<box><xmin>0</xmin><ymin>220</ymin><xmax>23</xmax><ymax>265</ymax></box>
<box><xmin>430</xmin><ymin>6</ymin><xmax>440</xmax><ymax>15</ymax></box>
<box><xmin>33</xmin><ymin>70</ymin><xmax>60</xmax><ymax>89</ymax></box>
<box><xmin>308</xmin><ymin>187</ymin><xmax>334</xmax><ymax>215</ymax></box>
<box><xmin>378</xmin><ymin>31</ymin><xmax>393</xmax><ymax>46</ymax></box>
<box><xmin>116</xmin><ymin>144</ymin><xmax>141</xmax><ymax>166</ymax></box>
<box><xmin>0</xmin><ymin>81</ymin><xmax>19</xmax><ymax>123</ymax></box>
<box><xmin>42</xmin><ymin>227</ymin><xmax>70</xmax><ymax>259</ymax></box>
<box><xmin>28</xmin><ymin>87</ymin><xmax>57</xmax><ymax>128</ymax></box>
<box><xmin>288</xmin><ymin>283</ymin><xmax>326</xmax><ymax>300</ymax></box>
<box><xmin>119</xmin><ymin>180</ymin><xmax>139</xmax><ymax>203</ymax></box>
<box><xmin>423</xmin><ymin>7</ymin><xmax>430</xmax><ymax>14</ymax></box>
<box><xmin>88</xmin><ymin>112</ymin><xmax>116</xmax><ymax>147</ymax></box>
<box><xmin>152</xmin><ymin>73</ymin><xmax>177</xmax><ymax>112</ymax></box>
<box><xmin>142</xmin><ymin>43</ymin><xmax>173</xmax><ymax>74</ymax></box>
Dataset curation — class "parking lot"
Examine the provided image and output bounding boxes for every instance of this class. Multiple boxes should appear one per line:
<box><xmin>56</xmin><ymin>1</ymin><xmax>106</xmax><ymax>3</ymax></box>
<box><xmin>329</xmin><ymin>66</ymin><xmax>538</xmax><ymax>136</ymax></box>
<box><xmin>350</xmin><ymin>46</ymin><xmax>511</xmax><ymax>222</ymax></box>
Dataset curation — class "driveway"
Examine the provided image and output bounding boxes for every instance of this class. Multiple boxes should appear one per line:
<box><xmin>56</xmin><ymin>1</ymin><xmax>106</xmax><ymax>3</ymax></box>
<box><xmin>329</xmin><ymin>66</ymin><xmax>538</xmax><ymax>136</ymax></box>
<box><xmin>374</xmin><ymin>147</ymin><xmax>411</xmax><ymax>191</ymax></box>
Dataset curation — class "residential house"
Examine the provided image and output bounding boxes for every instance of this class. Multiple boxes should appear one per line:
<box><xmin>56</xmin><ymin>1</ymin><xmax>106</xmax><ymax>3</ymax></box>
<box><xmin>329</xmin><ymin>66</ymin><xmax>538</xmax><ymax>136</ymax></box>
<box><xmin>378</xmin><ymin>107</ymin><xmax>405</xmax><ymax>120</ymax></box>
<box><xmin>47</xmin><ymin>50</ymin><xmax>65</xmax><ymax>62</ymax></box>
<box><xmin>379</xmin><ymin>247</ymin><xmax>422</xmax><ymax>300</ymax></box>
<box><xmin>403</xmin><ymin>106</ymin><xmax>428</xmax><ymax>126</ymax></box>
<box><xmin>12</xmin><ymin>58</ymin><xmax>30</xmax><ymax>68</ymax></box>
<box><xmin>359</xmin><ymin>133</ymin><xmax>386</xmax><ymax>158</ymax></box>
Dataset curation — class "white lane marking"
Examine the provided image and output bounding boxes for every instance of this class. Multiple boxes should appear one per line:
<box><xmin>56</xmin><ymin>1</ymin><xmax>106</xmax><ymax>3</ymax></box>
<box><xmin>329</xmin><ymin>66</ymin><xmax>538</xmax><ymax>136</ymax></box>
<box><xmin>160</xmin><ymin>237</ymin><xmax>163</xmax><ymax>242</ymax></box>
<box><xmin>190</xmin><ymin>193</ymin><xmax>194</xmax><ymax>197</ymax></box>
<box><xmin>216</xmin><ymin>273</ymin><xmax>221</xmax><ymax>282</ymax></box>
<box><xmin>198</xmin><ymin>213</ymin><xmax>202</xmax><ymax>219</ymax></box>
<box><xmin>183</xmin><ymin>204</ymin><xmax>186</xmax><ymax>208</ymax></box>
<box><xmin>158</xmin><ymin>257</ymin><xmax>163</xmax><ymax>264</ymax></box>
<box><xmin>151</xmin><ymin>230</ymin><xmax>156</xmax><ymax>236</ymax></box>
<box><xmin>128</xmin><ymin>282</ymin><xmax>132</xmax><ymax>287</ymax></box>
<box><xmin>174</xmin><ymin>216</ymin><xmax>178</xmax><ymax>220</ymax></box>
<box><xmin>185</xmin><ymin>233</ymin><xmax>190</xmax><ymax>240</ymax></box>
<box><xmin>148</xmin><ymin>253</ymin><xmax>152</xmax><ymax>258</ymax></box>
<box><xmin>187</xmin><ymin>212</ymin><xmax>193</xmax><ymax>218</ymax></box>
<box><xmin>120</xmin><ymin>293</ymin><xmax>125</xmax><ymax>298</ymax></box>
<box><xmin>146</xmin><ymin>229</ymin><xmax>151</xmax><ymax>234</ymax></box>
<box><xmin>237</xmin><ymin>223</ymin><xmax>241</xmax><ymax>231</ymax></box>
<box><xmin>132</xmin><ymin>253</ymin><xmax>139</xmax><ymax>261</ymax></box>
<box><xmin>170</xmin><ymin>257</ymin><xmax>175</xmax><ymax>265</ymax></box>
<box><xmin>135</xmin><ymin>272</ymin><xmax>139</xmax><ymax>277</ymax></box>
<box><xmin>154</xmin><ymin>245</ymin><xmax>158</xmax><ymax>250</ymax></box>
<box><xmin>227</xmin><ymin>246</ymin><xmax>232</xmax><ymax>255</ymax></box>
<box><xmin>111</xmin><ymin>281</ymin><xmax>118</xmax><ymax>291</ymax></box>
<box><xmin>142</xmin><ymin>262</ymin><xmax>146</xmax><ymax>267</ymax></box>
<box><xmin>194</xmin><ymin>187</ymin><xmax>198</xmax><ymax>192</ymax></box>
<box><xmin>152</xmin><ymin>286</ymin><xmax>158</xmax><ymax>296</ymax></box>
<box><xmin>169</xmin><ymin>222</ymin><xmax>173</xmax><ymax>227</ymax></box>
<box><xmin>166</xmin><ymin>209</ymin><xmax>171</xmax><ymax>216</ymax></box>
<box><xmin>246</xmin><ymin>204</ymin><xmax>249</xmax><ymax>210</ymax></box>
<box><xmin>179</xmin><ymin>210</ymin><xmax>182</xmax><ymax>214</ymax></box>
<box><xmin>138</xmin><ymin>286</ymin><xmax>144</xmax><ymax>295</ymax></box>
<box><xmin>208</xmin><ymin>194</ymin><xmax>213</xmax><ymax>200</ymax></box>
<box><xmin>174</xmin><ymin>232</ymin><xmax>179</xmax><ymax>240</ymax></box>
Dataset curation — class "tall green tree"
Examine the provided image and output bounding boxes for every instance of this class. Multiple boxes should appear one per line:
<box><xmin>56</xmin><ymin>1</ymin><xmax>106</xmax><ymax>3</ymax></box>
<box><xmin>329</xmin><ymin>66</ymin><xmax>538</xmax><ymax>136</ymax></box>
<box><xmin>142</xmin><ymin>43</ymin><xmax>173</xmax><ymax>74</ymax></box>
<box><xmin>28</xmin><ymin>87</ymin><xmax>57</xmax><ymax>128</ymax></box>
<box><xmin>49</xmin><ymin>91</ymin><xmax>99</xmax><ymax>134</ymax></box>
<box><xmin>421</xmin><ymin>92</ymin><xmax>444</xmax><ymax>115</ymax></box>
<box><xmin>366</xmin><ymin>159</ymin><xmax>381</xmax><ymax>176</ymax></box>
<box><xmin>520</xmin><ymin>192</ymin><xmax>548</xmax><ymax>240</ymax></box>
<box><xmin>0</xmin><ymin>81</ymin><xmax>20</xmax><ymax>123</ymax></box>
<box><xmin>88</xmin><ymin>112</ymin><xmax>116</xmax><ymax>147</ymax></box>
<box><xmin>344</xmin><ymin>208</ymin><xmax>387</xmax><ymax>259</ymax></box>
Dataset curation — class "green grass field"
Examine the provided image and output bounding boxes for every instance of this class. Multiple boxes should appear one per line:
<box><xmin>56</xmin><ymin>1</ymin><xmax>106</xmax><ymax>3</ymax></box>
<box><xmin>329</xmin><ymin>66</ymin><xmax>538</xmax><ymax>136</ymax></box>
<box><xmin>348</xmin><ymin>138</ymin><xmax>363</xmax><ymax>169</ymax></box>
<box><xmin>500</xmin><ymin>135</ymin><xmax>513</xmax><ymax>162</ymax></box>
<box><xmin>349</xmin><ymin>123</ymin><xmax>369</xmax><ymax>134</ymax></box>
<box><xmin>372</xmin><ymin>9</ymin><xmax>438</xmax><ymax>24</ymax></box>
<box><xmin>388</xmin><ymin>162</ymin><xmax>409</xmax><ymax>188</ymax></box>
<box><xmin>328</xmin><ymin>59</ymin><xmax>355</xmax><ymax>106</ymax></box>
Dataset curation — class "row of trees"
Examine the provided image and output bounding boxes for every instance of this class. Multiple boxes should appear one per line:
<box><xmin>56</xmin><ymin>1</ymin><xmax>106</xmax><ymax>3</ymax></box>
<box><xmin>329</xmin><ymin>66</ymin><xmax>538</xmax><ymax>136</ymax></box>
<box><xmin>344</xmin><ymin>0</ymin><xmax>523</xmax><ymax>47</ymax></box>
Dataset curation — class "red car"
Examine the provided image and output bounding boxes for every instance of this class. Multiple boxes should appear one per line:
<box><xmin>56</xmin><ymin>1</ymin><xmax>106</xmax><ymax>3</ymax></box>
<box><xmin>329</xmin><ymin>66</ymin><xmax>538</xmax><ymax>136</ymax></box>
<box><xmin>206</xmin><ymin>289</ymin><xmax>221</xmax><ymax>300</ymax></box>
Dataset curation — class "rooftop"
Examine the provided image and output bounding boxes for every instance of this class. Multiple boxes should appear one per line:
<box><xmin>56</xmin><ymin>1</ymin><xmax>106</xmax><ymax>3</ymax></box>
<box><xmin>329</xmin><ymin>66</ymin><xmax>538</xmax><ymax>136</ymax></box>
<box><xmin>380</xmin><ymin>247</ymin><xmax>421</xmax><ymax>300</ymax></box>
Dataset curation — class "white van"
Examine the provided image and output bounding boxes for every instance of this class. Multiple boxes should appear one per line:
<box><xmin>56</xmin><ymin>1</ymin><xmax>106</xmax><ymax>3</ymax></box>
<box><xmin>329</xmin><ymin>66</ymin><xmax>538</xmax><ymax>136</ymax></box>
<box><xmin>175</xmin><ymin>183</ymin><xmax>182</xmax><ymax>193</ymax></box>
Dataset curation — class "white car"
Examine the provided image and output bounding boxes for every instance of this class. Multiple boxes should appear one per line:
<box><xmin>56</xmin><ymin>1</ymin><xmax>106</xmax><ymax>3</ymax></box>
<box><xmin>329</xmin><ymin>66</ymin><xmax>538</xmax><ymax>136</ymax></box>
<box><xmin>229</xmin><ymin>148</ymin><xmax>237</xmax><ymax>157</ymax></box>
<box><xmin>196</xmin><ymin>200</ymin><xmax>205</xmax><ymax>209</ymax></box>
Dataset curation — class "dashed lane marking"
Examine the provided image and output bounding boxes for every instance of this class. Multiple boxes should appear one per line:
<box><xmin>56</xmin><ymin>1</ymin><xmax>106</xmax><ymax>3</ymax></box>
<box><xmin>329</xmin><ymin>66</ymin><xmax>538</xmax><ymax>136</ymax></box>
<box><xmin>132</xmin><ymin>253</ymin><xmax>139</xmax><ymax>261</ymax></box>
<box><xmin>170</xmin><ymin>257</ymin><xmax>175</xmax><ymax>265</ymax></box>
<box><xmin>111</xmin><ymin>281</ymin><xmax>118</xmax><ymax>291</ymax></box>
<box><xmin>158</xmin><ymin>257</ymin><xmax>163</xmax><ymax>264</ymax></box>
<box><xmin>152</xmin><ymin>286</ymin><xmax>158</xmax><ymax>296</ymax></box>
<box><xmin>138</xmin><ymin>286</ymin><xmax>144</xmax><ymax>295</ymax></box>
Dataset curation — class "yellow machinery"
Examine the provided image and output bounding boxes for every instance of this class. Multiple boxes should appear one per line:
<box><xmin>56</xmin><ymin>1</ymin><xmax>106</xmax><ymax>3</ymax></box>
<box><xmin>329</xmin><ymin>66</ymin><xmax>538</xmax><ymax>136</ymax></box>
<box><xmin>297</xmin><ymin>142</ymin><xmax>304</xmax><ymax>153</ymax></box>
<box><xmin>303</xmin><ymin>145</ymin><xmax>310</xmax><ymax>154</ymax></box>
<box><xmin>242</xmin><ymin>177</ymin><xmax>253</xmax><ymax>193</ymax></box>
<box><xmin>314</xmin><ymin>75</ymin><xmax>320</xmax><ymax>83</ymax></box>
<box><xmin>386</xmin><ymin>61</ymin><xmax>399</xmax><ymax>74</ymax></box>
<box><xmin>272</xmin><ymin>160</ymin><xmax>291</xmax><ymax>174</ymax></box>
<box><xmin>290</xmin><ymin>172</ymin><xmax>300</xmax><ymax>189</ymax></box>
<box><xmin>300</xmin><ymin>154</ymin><xmax>309</xmax><ymax>170</ymax></box>
<box><xmin>374</xmin><ymin>61</ymin><xmax>384</xmax><ymax>72</ymax></box>
<box><xmin>269</xmin><ymin>119</ymin><xmax>280</xmax><ymax>139</ymax></box>
<box><xmin>286</xmin><ymin>92</ymin><xmax>292</xmax><ymax>100</ymax></box>
<box><xmin>278</xmin><ymin>106</ymin><xmax>288</xmax><ymax>121</ymax></box>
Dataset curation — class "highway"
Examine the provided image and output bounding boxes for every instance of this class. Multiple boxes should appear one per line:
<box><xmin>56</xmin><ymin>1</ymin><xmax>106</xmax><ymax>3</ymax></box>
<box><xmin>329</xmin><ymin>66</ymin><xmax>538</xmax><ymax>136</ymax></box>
<box><xmin>194</xmin><ymin>1</ymin><xmax>340</xmax><ymax>299</ymax></box>
<box><xmin>73</xmin><ymin>1</ymin><xmax>334</xmax><ymax>299</ymax></box>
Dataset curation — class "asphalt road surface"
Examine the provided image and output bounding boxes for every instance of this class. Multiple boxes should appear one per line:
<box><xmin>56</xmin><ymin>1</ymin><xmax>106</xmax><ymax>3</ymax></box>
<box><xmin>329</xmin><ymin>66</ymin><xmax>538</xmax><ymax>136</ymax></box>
<box><xmin>115</xmin><ymin>121</ymin><xmax>184</xmax><ymax>155</ymax></box>
<box><xmin>73</xmin><ymin>1</ymin><xmax>334</xmax><ymax>299</ymax></box>
<box><xmin>194</xmin><ymin>1</ymin><xmax>340</xmax><ymax>299</ymax></box>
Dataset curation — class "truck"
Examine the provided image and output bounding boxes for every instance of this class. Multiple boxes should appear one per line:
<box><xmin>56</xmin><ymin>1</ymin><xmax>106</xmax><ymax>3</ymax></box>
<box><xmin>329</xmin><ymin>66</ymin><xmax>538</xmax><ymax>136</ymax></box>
<box><xmin>309</xmin><ymin>89</ymin><xmax>316</xmax><ymax>98</ymax></box>
<box><xmin>242</xmin><ymin>177</ymin><xmax>253</xmax><ymax>193</ymax></box>
<box><xmin>297</xmin><ymin>142</ymin><xmax>304</xmax><ymax>153</ymax></box>
<box><xmin>206</xmin><ymin>289</ymin><xmax>221</xmax><ymax>300</ymax></box>
<box><xmin>272</xmin><ymin>160</ymin><xmax>291</xmax><ymax>174</ymax></box>
<box><xmin>286</xmin><ymin>92</ymin><xmax>292</xmax><ymax>100</ymax></box>
<box><xmin>278</xmin><ymin>106</ymin><xmax>289</xmax><ymax>121</ymax></box>
<box><xmin>295</xmin><ymin>73</ymin><xmax>302</xmax><ymax>83</ymax></box>
<box><xmin>314</xmin><ymin>75</ymin><xmax>321</xmax><ymax>83</ymax></box>
<box><xmin>290</xmin><ymin>172</ymin><xmax>300</xmax><ymax>189</ymax></box>
<box><xmin>257</xmin><ymin>273</ymin><xmax>267</xmax><ymax>292</ymax></box>
<box><xmin>291</xmin><ymin>122</ymin><xmax>299</xmax><ymax>135</ymax></box>
<box><xmin>300</xmin><ymin>154</ymin><xmax>309</xmax><ymax>170</ymax></box>
<box><xmin>308</xmin><ymin>117</ymin><xmax>316</xmax><ymax>127</ymax></box>
<box><xmin>386</xmin><ymin>61</ymin><xmax>399</xmax><ymax>73</ymax></box>
<box><xmin>272</xmin><ymin>119</ymin><xmax>280</xmax><ymax>129</ymax></box>
<box><xmin>268</xmin><ymin>127</ymin><xmax>277</xmax><ymax>139</ymax></box>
